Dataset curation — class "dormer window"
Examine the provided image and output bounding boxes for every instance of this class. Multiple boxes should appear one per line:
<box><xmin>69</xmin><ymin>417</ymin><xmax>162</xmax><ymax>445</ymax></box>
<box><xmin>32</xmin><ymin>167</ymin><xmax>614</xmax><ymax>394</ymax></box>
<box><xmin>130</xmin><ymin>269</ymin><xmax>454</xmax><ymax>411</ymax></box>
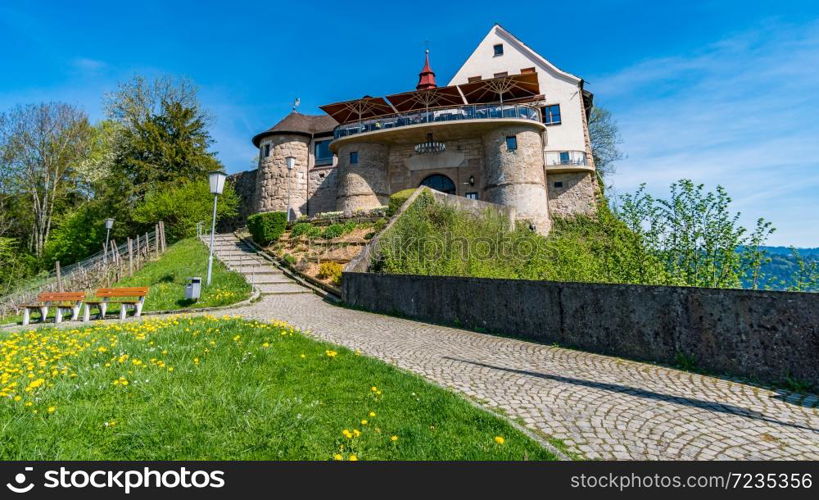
<box><xmin>493</xmin><ymin>44</ymin><xmax>504</xmax><ymax>56</ymax></box>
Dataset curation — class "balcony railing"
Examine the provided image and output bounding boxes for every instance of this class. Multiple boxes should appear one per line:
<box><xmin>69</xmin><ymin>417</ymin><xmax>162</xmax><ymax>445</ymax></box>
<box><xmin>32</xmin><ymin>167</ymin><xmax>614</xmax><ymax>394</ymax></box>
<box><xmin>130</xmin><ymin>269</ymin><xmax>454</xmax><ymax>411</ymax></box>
<box><xmin>333</xmin><ymin>104</ymin><xmax>542</xmax><ymax>140</ymax></box>
<box><xmin>545</xmin><ymin>150</ymin><xmax>588</xmax><ymax>167</ymax></box>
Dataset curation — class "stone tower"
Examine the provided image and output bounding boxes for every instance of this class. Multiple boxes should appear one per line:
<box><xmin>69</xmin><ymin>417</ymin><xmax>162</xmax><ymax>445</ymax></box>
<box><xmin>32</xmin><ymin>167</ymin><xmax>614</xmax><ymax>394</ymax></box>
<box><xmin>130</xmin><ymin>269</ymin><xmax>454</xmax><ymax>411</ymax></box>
<box><xmin>251</xmin><ymin>111</ymin><xmax>337</xmax><ymax>219</ymax></box>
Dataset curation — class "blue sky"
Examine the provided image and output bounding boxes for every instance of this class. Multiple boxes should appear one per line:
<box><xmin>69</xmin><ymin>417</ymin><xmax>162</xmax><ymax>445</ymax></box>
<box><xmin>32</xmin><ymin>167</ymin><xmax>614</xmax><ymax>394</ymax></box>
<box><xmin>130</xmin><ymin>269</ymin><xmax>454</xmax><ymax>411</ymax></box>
<box><xmin>1</xmin><ymin>0</ymin><xmax>818</xmax><ymax>246</ymax></box>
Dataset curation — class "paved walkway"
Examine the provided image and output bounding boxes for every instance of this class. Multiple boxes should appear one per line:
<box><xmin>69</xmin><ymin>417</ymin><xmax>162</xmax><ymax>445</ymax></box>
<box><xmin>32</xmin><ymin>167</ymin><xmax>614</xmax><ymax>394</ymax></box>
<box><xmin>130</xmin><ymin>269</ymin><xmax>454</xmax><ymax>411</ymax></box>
<box><xmin>9</xmin><ymin>234</ymin><xmax>818</xmax><ymax>460</ymax></box>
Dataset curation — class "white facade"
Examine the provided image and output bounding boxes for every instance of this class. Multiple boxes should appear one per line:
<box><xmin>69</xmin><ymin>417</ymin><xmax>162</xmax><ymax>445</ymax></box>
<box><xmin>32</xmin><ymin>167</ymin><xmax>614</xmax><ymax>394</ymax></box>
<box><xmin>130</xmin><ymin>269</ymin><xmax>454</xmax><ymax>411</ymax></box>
<box><xmin>448</xmin><ymin>25</ymin><xmax>590</xmax><ymax>159</ymax></box>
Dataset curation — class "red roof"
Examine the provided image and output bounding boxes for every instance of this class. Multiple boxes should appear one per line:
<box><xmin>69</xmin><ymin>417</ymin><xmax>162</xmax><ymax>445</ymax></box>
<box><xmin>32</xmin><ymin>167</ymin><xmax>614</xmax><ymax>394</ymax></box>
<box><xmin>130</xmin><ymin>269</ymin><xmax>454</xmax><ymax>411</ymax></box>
<box><xmin>416</xmin><ymin>49</ymin><xmax>436</xmax><ymax>90</ymax></box>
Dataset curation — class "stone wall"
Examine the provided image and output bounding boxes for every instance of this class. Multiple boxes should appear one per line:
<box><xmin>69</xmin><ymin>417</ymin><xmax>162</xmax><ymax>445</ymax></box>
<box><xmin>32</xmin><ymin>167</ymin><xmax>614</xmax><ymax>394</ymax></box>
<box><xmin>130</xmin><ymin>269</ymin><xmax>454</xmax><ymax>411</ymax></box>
<box><xmin>220</xmin><ymin>168</ymin><xmax>258</xmax><ymax>231</ymax></box>
<box><xmin>342</xmin><ymin>273</ymin><xmax>819</xmax><ymax>388</ymax></box>
<box><xmin>387</xmin><ymin>139</ymin><xmax>484</xmax><ymax>197</ymax></box>
<box><xmin>482</xmin><ymin>125</ymin><xmax>551</xmax><ymax>234</ymax></box>
<box><xmin>336</xmin><ymin>142</ymin><xmax>390</xmax><ymax>214</ymax></box>
<box><xmin>254</xmin><ymin>134</ymin><xmax>310</xmax><ymax>218</ymax></box>
<box><xmin>307</xmin><ymin>166</ymin><xmax>339</xmax><ymax>216</ymax></box>
<box><xmin>547</xmin><ymin>171</ymin><xmax>597</xmax><ymax>218</ymax></box>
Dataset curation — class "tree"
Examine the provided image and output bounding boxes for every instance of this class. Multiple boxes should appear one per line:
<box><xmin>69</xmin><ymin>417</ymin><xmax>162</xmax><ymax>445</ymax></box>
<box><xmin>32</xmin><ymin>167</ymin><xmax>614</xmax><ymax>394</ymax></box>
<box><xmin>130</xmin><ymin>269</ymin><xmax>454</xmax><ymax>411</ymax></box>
<box><xmin>106</xmin><ymin>76</ymin><xmax>221</xmax><ymax>200</ymax></box>
<box><xmin>616</xmin><ymin>180</ymin><xmax>774</xmax><ymax>288</ymax></box>
<box><xmin>588</xmin><ymin>106</ymin><xmax>624</xmax><ymax>179</ymax></box>
<box><xmin>132</xmin><ymin>181</ymin><xmax>238</xmax><ymax>242</ymax></box>
<box><xmin>0</xmin><ymin>103</ymin><xmax>91</xmax><ymax>257</ymax></box>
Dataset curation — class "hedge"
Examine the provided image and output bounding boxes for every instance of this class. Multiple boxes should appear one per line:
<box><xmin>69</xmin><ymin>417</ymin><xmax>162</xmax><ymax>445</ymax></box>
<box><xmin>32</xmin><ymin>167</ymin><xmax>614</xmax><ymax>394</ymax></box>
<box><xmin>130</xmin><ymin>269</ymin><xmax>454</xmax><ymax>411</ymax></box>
<box><xmin>247</xmin><ymin>211</ymin><xmax>287</xmax><ymax>245</ymax></box>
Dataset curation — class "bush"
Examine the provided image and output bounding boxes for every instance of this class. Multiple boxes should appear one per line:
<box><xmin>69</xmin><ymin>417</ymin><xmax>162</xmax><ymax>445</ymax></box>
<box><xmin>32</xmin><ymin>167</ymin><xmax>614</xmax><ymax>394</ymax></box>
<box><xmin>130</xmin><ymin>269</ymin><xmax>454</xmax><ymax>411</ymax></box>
<box><xmin>321</xmin><ymin>223</ymin><xmax>346</xmax><ymax>240</ymax></box>
<box><xmin>282</xmin><ymin>253</ymin><xmax>296</xmax><ymax>265</ymax></box>
<box><xmin>247</xmin><ymin>211</ymin><xmax>287</xmax><ymax>245</ymax></box>
<box><xmin>133</xmin><ymin>181</ymin><xmax>239</xmax><ymax>242</ymax></box>
<box><xmin>307</xmin><ymin>225</ymin><xmax>323</xmax><ymax>238</ymax></box>
<box><xmin>290</xmin><ymin>222</ymin><xmax>313</xmax><ymax>239</ymax></box>
<box><xmin>318</xmin><ymin>262</ymin><xmax>343</xmax><ymax>285</ymax></box>
<box><xmin>387</xmin><ymin>189</ymin><xmax>416</xmax><ymax>217</ymax></box>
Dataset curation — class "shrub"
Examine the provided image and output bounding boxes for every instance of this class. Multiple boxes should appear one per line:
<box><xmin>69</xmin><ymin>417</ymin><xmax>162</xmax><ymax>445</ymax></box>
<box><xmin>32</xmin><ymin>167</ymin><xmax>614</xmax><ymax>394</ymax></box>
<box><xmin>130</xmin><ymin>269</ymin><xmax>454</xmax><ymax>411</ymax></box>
<box><xmin>321</xmin><ymin>223</ymin><xmax>345</xmax><ymax>240</ymax></box>
<box><xmin>133</xmin><ymin>180</ymin><xmax>239</xmax><ymax>242</ymax></box>
<box><xmin>307</xmin><ymin>225</ymin><xmax>323</xmax><ymax>238</ymax></box>
<box><xmin>247</xmin><ymin>211</ymin><xmax>287</xmax><ymax>245</ymax></box>
<box><xmin>282</xmin><ymin>253</ymin><xmax>296</xmax><ymax>265</ymax></box>
<box><xmin>318</xmin><ymin>262</ymin><xmax>343</xmax><ymax>285</ymax></box>
<box><xmin>387</xmin><ymin>189</ymin><xmax>416</xmax><ymax>217</ymax></box>
<box><xmin>290</xmin><ymin>222</ymin><xmax>313</xmax><ymax>239</ymax></box>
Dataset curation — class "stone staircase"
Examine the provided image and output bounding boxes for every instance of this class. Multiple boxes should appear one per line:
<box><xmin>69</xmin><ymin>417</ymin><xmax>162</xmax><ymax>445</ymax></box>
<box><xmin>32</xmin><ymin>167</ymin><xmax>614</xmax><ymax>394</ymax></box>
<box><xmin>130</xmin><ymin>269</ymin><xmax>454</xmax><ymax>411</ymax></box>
<box><xmin>206</xmin><ymin>233</ymin><xmax>311</xmax><ymax>296</ymax></box>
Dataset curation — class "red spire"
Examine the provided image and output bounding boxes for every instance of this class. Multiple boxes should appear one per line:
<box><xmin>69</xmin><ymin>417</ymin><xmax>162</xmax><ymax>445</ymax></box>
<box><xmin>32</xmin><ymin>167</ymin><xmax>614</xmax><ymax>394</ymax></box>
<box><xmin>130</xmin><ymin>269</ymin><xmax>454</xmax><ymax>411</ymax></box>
<box><xmin>416</xmin><ymin>49</ymin><xmax>437</xmax><ymax>90</ymax></box>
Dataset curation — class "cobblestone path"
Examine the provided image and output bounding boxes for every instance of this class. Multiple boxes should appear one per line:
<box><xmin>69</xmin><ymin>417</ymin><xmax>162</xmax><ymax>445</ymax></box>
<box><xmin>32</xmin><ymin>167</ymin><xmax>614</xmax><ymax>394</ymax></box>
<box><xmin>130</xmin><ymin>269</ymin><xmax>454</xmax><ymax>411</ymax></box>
<box><xmin>231</xmin><ymin>293</ymin><xmax>819</xmax><ymax>460</ymax></box>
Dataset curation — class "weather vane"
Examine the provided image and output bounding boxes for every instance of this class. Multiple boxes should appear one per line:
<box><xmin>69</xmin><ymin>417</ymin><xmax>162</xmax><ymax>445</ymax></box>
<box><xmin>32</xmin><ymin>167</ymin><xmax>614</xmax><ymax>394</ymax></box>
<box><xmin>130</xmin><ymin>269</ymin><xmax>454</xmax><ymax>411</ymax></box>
<box><xmin>292</xmin><ymin>97</ymin><xmax>301</xmax><ymax>111</ymax></box>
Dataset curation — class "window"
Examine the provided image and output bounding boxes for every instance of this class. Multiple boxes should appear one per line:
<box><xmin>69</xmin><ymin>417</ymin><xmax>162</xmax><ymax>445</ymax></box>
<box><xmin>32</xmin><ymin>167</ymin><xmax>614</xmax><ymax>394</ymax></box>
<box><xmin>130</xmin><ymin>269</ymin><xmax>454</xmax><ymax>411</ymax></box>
<box><xmin>349</xmin><ymin>151</ymin><xmax>358</xmax><ymax>164</ymax></box>
<box><xmin>467</xmin><ymin>76</ymin><xmax>482</xmax><ymax>83</ymax></box>
<box><xmin>553</xmin><ymin>181</ymin><xmax>564</xmax><ymax>188</ymax></box>
<box><xmin>314</xmin><ymin>140</ymin><xmax>332</xmax><ymax>165</ymax></box>
<box><xmin>543</xmin><ymin>104</ymin><xmax>561</xmax><ymax>125</ymax></box>
<box><xmin>493</xmin><ymin>44</ymin><xmax>504</xmax><ymax>56</ymax></box>
<box><xmin>494</xmin><ymin>71</ymin><xmax>508</xmax><ymax>78</ymax></box>
<box><xmin>465</xmin><ymin>192</ymin><xmax>479</xmax><ymax>200</ymax></box>
<box><xmin>521</xmin><ymin>67</ymin><xmax>536</xmax><ymax>74</ymax></box>
<box><xmin>559</xmin><ymin>151</ymin><xmax>570</xmax><ymax>164</ymax></box>
<box><xmin>506</xmin><ymin>136</ymin><xmax>517</xmax><ymax>151</ymax></box>
<box><xmin>264</xmin><ymin>144</ymin><xmax>271</xmax><ymax>157</ymax></box>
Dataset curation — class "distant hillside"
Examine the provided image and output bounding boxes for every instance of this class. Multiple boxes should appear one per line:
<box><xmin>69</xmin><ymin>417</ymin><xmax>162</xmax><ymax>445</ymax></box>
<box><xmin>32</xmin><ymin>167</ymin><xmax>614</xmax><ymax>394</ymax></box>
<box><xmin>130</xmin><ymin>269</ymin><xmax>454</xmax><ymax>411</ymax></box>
<box><xmin>741</xmin><ymin>246</ymin><xmax>819</xmax><ymax>291</ymax></box>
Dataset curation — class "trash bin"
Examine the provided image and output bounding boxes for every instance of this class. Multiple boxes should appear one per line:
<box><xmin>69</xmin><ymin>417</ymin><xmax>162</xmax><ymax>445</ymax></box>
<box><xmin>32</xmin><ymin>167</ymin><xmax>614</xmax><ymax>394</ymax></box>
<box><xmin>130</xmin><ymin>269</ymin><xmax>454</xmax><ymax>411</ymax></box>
<box><xmin>185</xmin><ymin>277</ymin><xmax>202</xmax><ymax>301</ymax></box>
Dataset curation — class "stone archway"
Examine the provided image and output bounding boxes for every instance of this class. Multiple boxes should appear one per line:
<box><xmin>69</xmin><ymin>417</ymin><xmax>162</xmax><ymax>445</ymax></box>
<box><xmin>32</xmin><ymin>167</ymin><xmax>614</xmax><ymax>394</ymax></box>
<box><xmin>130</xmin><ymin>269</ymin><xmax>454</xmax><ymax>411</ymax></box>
<box><xmin>419</xmin><ymin>174</ymin><xmax>456</xmax><ymax>195</ymax></box>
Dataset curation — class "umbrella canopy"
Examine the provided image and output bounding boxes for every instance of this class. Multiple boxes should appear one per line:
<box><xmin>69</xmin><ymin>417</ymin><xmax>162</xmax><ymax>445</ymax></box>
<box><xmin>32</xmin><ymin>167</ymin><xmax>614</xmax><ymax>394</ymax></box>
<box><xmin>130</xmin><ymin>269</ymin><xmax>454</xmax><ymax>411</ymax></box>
<box><xmin>385</xmin><ymin>85</ymin><xmax>465</xmax><ymax>113</ymax></box>
<box><xmin>458</xmin><ymin>72</ymin><xmax>540</xmax><ymax>104</ymax></box>
<box><xmin>319</xmin><ymin>96</ymin><xmax>395</xmax><ymax>124</ymax></box>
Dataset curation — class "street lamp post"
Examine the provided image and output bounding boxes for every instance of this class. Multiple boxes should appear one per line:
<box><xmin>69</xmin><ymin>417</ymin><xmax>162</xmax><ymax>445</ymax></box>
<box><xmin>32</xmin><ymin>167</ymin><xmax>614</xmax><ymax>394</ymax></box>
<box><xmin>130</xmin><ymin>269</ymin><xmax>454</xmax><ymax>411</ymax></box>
<box><xmin>206</xmin><ymin>170</ymin><xmax>227</xmax><ymax>286</ymax></box>
<box><xmin>103</xmin><ymin>218</ymin><xmax>114</xmax><ymax>264</ymax></box>
<box><xmin>285</xmin><ymin>156</ymin><xmax>295</xmax><ymax>222</ymax></box>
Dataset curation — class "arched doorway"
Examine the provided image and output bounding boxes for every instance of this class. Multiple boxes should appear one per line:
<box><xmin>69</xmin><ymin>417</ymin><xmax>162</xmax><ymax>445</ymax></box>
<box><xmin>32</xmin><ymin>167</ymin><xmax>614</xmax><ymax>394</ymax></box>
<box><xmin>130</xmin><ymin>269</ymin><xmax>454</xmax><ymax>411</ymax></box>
<box><xmin>419</xmin><ymin>174</ymin><xmax>456</xmax><ymax>195</ymax></box>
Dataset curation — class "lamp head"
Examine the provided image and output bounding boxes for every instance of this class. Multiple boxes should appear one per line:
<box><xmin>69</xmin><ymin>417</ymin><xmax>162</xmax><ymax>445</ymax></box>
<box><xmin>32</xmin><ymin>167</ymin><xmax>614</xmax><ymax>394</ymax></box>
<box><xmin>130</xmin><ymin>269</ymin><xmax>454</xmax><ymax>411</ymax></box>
<box><xmin>285</xmin><ymin>156</ymin><xmax>296</xmax><ymax>170</ymax></box>
<box><xmin>105</xmin><ymin>218</ymin><xmax>114</xmax><ymax>230</ymax></box>
<box><xmin>209</xmin><ymin>170</ymin><xmax>227</xmax><ymax>195</ymax></box>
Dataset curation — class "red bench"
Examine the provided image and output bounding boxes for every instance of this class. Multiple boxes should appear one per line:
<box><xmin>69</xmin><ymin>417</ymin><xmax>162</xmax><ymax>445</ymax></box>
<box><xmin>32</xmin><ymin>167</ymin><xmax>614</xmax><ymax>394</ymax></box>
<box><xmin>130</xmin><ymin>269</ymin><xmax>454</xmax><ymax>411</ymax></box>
<box><xmin>83</xmin><ymin>287</ymin><xmax>149</xmax><ymax>321</ymax></box>
<box><xmin>21</xmin><ymin>292</ymin><xmax>85</xmax><ymax>326</ymax></box>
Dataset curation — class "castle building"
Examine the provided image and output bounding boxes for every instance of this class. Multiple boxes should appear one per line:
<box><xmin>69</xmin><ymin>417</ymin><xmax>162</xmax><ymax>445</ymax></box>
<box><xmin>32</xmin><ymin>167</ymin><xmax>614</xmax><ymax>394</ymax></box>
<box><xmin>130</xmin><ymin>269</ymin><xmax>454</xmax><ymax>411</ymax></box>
<box><xmin>244</xmin><ymin>24</ymin><xmax>597</xmax><ymax>233</ymax></box>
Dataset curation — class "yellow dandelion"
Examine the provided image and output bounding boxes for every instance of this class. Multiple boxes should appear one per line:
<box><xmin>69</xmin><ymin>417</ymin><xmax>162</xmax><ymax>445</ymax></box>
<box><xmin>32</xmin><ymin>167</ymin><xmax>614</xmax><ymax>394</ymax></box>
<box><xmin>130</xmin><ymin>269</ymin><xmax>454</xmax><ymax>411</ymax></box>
<box><xmin>494</xmin><ymin>436</ymin><xmax>505</xmax><ymax>445</ymax></box>
<box><xmin>390</xmin><ymin>435</ymin><xmax>399</xmax><ymax>442</ymax></box>
<box><xmin>348</xmin><ymin>455</ymin><xmax>358</xmax><ymax>461</ymax></box>
<box><xmin>361</xmin><ymin>419</ymin><xmax>368</xmax><ymax>425</ymax></box>
<box><xmin>369</xmin><ymin>411</ymin><xmax>376</xmax><ymax>417</ymax></box>
<box><xmin>333</xmin><ymin>454</ymin><xmax>343</xmax><ymax>461</ymax></box>
<box><xmin>47</xmin><ymin>406</ymin><xmax>56</xmax><ymax>414</ymax></box>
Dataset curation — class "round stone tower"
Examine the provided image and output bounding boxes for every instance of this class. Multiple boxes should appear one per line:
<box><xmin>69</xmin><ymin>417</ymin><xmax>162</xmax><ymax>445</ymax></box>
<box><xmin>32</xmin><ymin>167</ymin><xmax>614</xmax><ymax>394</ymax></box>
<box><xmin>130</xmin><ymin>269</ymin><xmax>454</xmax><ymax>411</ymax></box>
<box><xmin>254</xmin><ymin>134</ymin><xmax>309</xmax><ymax>218</ymax></box>
<box><xmin>251</xmin><ymin>111</ymin><xmax>336</xmax><ymax>219</ymax></box>
<box><xmin>482</xmin><ymin>125</ymin><xmax>551</xmax><ymax>234</ymax></box>
<box><xmin>335</xmin><ymin>142</ymin><xmax>390</xmax><ymax>214</ymax></box>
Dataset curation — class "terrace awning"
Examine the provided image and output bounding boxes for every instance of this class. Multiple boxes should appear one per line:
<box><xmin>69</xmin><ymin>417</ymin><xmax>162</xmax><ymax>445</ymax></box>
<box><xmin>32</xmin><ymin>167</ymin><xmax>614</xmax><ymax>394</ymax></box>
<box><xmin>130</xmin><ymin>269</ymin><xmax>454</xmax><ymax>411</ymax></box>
<box><xmin>385</xmin><ymin>85</ymin><xmax>466</xmax><ymax>112</ymax></box>
<box><xmin>458</xmin><ymin>72</ymin><xmax>540</xmax><ymax>104</ymax></box>
<box><xmin>319</xmin><ymin>96</ymin><xmax>395</xmax><ymax>124</ymax></box>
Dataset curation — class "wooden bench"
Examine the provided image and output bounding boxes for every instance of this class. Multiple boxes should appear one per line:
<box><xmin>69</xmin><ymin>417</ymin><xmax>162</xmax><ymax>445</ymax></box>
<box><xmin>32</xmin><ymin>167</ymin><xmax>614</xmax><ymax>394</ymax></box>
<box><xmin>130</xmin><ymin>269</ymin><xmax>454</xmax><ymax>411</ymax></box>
<box><xmin>84</xmin><ymin>287</ymin><xmax>149</xmax><ymax>321</ymax></box>
<box><xmin>21</xmin><ymin>292</ymin><xmax>86</xmax><ymax>326</ymax></box>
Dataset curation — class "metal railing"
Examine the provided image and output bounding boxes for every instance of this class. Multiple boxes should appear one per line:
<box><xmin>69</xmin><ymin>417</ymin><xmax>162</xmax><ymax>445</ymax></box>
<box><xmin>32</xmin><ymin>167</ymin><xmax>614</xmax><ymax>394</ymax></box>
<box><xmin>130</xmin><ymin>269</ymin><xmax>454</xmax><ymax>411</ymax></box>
<box><xmin>545</xmin><ymin>150</ymin><xmax>588</xmax><ymax>167</ymax></box>
<box><xmin>334</xmin><ymin>103</ymin><xmax>542</xmax><ymax>139</ymax></box>
<box><xmin>0</xmin><ymin>225</ymin><xmax>166</xmax><ymax>319</ymax></box>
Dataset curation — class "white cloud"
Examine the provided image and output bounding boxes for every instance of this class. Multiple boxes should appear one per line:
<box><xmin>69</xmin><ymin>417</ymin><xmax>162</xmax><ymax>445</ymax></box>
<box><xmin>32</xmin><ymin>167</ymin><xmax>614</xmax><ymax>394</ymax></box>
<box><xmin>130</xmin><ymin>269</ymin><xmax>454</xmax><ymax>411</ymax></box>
<box><xmin>593</xmin><ymin>20</ymin><xmax>819</xmax><ymax>247</ymax></box>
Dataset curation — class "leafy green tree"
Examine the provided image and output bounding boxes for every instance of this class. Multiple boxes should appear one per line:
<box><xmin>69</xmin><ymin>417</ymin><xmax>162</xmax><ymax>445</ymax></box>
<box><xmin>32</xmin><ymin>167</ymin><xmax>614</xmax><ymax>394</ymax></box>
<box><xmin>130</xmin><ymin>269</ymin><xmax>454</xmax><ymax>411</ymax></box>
<box><xmin>43</xmin><ymin>201</ymin><xmax>111</xmax><ymax>267</ymax></box>
<box><xmin>132</xmin><ymin>181</ymin><xmax>238</xmax><ymax>242</ymax></box>
<box><xmin>0</xmin><ymin>102</ymin><xmax>92</xmax><ymax>257</ymax></box>
<box><xmin>588</xmin><ymin>106</ymin><xmax>624</xmax><ymax>179</ymax></box>
<box><xmin>617</xmin><ymin>180</ymin><xmax>774</xmax><ymax>288</ymax></box>
<box><xmin>106</xmin><ymin>76</ymin><xmax>221</xmax><ymax>200</ymax></box>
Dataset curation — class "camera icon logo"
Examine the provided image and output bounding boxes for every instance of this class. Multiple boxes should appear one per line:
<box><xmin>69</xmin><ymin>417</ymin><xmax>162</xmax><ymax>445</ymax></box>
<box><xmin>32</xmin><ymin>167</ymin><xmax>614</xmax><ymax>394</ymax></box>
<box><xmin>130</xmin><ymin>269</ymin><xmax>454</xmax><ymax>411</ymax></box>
<box><xmin>6</xmin><ymin>467</ymin><xmax>35</xmax><ymax>494</ymax></box>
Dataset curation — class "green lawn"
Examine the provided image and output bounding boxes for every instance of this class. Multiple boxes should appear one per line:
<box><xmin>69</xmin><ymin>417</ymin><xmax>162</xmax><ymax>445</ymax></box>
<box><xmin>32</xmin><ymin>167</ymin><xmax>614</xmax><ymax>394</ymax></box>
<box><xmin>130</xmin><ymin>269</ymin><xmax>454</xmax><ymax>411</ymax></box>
<box><xmin>0</xmin><ymin>316</ymin><xmax>555</xmax><ymax>460</ymax></box>
<box><xmin>113</xmin><ymin>238</ymin><xmax>251</xmax><ymax>312</ymax></box>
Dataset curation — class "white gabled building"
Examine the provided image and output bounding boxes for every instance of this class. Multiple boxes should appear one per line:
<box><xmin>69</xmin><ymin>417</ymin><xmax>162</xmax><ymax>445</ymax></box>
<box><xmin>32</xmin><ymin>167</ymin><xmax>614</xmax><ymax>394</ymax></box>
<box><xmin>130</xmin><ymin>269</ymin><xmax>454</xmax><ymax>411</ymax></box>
<box><xmin>448</xmin><ymin>24</ymin><xmax>594</xmax><ymax>170</ymax></box>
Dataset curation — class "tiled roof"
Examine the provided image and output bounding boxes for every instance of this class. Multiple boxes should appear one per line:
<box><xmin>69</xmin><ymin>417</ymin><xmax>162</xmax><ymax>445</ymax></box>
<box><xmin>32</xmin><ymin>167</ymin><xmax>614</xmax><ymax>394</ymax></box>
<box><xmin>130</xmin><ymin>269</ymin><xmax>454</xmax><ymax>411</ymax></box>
<box><xmin>252</xmin><ymin>112</ymin><xmax>338</xmax><ymax>146</ymax></box>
